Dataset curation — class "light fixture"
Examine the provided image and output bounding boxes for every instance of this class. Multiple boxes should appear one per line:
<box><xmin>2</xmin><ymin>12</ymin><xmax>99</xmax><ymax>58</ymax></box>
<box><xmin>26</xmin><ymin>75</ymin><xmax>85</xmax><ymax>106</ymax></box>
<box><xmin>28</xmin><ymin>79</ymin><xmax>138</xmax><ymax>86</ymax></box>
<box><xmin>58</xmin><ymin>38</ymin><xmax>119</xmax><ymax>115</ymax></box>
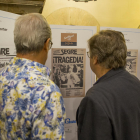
<box><xmin>74</xmin><ymin>0</ymin><xmax>97</xmax><ymax>2</ymax></box>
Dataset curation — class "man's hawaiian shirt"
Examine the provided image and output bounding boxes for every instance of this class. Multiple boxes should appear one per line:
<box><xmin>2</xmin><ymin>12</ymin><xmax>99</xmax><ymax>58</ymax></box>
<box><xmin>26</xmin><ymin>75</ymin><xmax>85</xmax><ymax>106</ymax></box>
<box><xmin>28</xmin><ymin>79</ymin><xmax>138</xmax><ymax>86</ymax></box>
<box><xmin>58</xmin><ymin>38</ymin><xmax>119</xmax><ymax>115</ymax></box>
<box><xmin>0</xmin><ymin>57</ymin><xmax>66</xmax><ymax>140</ymax></box>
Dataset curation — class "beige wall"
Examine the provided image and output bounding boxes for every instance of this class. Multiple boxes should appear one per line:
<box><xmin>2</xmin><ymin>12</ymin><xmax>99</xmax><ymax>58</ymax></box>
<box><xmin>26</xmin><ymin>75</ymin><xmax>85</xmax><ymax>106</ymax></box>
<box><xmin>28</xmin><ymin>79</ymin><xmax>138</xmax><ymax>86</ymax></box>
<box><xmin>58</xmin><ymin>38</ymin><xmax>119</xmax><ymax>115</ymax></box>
<box><xmin>42</xmin><ymin>0</ymin><xmax>140</xmax><ymax>28</ymax></box>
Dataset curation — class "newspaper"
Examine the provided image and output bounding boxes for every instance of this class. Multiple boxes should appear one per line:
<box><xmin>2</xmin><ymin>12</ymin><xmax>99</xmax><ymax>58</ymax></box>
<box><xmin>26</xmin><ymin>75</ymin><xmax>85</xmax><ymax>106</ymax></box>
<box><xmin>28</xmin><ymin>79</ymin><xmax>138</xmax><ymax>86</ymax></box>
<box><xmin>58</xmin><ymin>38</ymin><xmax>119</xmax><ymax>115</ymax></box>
<box><xmin>0</xmin><ymin>47</ymin><xmax>15</xmax><ymax>71</ymax></box>
<box><xmin>0</xmin><ymin>57</ymin><xmax>11</xmax><ymax>71</ymax></box>
<box><xmin>125</xmin><ymin>49</ymin><xmax>138</xmax><ymax>76</ymax></box>
<box><xmin>51</xmin><ymin>48</ymin><xmax>86</xmax><ymax>98</ymax></box>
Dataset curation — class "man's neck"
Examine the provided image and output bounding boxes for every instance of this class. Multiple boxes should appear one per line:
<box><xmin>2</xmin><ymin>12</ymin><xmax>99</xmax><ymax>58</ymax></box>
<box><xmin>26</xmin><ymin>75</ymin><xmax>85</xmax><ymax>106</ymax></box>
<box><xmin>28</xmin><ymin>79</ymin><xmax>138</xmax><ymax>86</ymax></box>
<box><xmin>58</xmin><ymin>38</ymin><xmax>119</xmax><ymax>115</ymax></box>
<box><xmin>16</xmin><ymin>52</ymin><xmax>46</xmax><ymax>65</ymax></box>
<box><xmin>95</xmin><ymin>65</ymin><xmax>112</xmax><ymax>79</ymax></box>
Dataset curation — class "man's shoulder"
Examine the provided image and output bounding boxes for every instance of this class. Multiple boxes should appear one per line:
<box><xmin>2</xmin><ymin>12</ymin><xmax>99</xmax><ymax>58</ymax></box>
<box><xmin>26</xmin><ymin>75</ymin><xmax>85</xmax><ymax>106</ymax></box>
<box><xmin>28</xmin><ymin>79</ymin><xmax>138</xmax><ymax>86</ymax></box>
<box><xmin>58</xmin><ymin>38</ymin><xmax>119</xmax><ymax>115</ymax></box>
<box><xmin>0</xmin><ymin>62</ymin><xmax>61</xmax><ymax>99</ymax></box>
<box><xmin>44</xmin><ymin>78</ymin><xmax>61</xmax><ymax>93</ymax></box>
<box><xmin>0</xmin><ymin>66</ymin><xmax>61</xmax><ymax>96</ymax></box>
<box><xmin>16</xmin><ymin>71</ymin><xmax>61</xmax><ymax>93</ymax></box>
<box><xmin>32</xmin><ymin>72</ymin><xmax>60</xmax><ymax>90</ymax></box>
<box><xmin>86</xmin><ymin>70</ymin><xmax>140</xmax><ymax>102</ymax></box>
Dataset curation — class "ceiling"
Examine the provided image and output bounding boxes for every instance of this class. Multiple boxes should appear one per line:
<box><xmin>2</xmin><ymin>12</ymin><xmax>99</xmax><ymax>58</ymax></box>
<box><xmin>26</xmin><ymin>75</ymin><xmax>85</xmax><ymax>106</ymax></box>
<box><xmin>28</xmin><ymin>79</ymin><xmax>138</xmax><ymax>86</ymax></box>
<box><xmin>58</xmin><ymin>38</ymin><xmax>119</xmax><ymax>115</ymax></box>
<box><xmin>0</xmin><ymin>0</ymin><xmax>45</xmax><ymax>14</ymax></box>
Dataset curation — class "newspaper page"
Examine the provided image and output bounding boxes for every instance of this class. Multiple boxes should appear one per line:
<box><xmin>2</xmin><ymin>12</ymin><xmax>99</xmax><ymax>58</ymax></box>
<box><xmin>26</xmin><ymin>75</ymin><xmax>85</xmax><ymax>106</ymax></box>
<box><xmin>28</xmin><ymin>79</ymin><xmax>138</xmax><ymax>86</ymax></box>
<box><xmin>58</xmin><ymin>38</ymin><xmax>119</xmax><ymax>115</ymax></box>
<box><xmin>0</xmin><ymin>57</ymin><xmax>11</xmax><ymax>71</ymax></box>
<box><xmin>0</xmin><ymin>11</ymin><xmax>18</xmax><ymax>71</ymax></box>
<box><xmin>125</xmin><ymin>49</ymin><xmax>138</xmax><ymax>76</ymax></box>
<box><xmin>0</xmin><ymin>48</ymin><xmax>15</xmax><ymax>71</ymax></box>
<box><xmin>52</xmin><ymin>48</ymin><xmax>86</xmax><ymax>98</ymax></box>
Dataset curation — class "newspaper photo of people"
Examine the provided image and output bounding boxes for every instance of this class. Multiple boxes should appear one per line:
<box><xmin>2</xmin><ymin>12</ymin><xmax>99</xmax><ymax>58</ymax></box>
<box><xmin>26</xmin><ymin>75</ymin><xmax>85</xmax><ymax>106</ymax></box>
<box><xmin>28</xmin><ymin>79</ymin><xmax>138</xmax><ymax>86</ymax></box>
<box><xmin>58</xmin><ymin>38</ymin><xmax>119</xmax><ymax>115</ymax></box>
<box><xmin>125</xmin><ymin>49</ymin><xmax>138</xmax><ymax>76</ymax></box>
<box><xmin>52</xmin><ymin>48</ymin><xmax>86</xmax><ymax>98</ymax></box>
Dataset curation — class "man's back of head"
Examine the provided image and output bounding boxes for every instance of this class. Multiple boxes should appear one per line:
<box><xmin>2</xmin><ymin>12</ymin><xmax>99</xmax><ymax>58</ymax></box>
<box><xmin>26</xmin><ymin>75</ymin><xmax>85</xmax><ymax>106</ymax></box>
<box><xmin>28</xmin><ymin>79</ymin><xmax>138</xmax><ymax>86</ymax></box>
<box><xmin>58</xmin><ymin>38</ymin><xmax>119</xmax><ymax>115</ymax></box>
<box><xmin>88</xmin><ymin>30</ymin><xmax>127</xmax><ymax>78</ymax></box>
<box><xmin>14</xmin><ymin>13</ymin><xmax>52</xmax><ymax>65</ymax></box>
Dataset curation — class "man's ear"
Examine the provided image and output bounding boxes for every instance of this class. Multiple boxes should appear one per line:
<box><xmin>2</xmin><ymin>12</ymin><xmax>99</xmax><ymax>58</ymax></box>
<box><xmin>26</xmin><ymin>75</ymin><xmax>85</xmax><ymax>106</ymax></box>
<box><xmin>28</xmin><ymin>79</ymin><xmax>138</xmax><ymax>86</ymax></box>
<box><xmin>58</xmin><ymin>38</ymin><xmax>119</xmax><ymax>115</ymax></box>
<box><xmin>44</xmin><ymin>38</ymin><xmax>50</xmax><ymax>51</ymax></box>
<box><xmin>93</xmin><ymin>56</ymin><xmax>98</xmax><ymax>65</ymax></box>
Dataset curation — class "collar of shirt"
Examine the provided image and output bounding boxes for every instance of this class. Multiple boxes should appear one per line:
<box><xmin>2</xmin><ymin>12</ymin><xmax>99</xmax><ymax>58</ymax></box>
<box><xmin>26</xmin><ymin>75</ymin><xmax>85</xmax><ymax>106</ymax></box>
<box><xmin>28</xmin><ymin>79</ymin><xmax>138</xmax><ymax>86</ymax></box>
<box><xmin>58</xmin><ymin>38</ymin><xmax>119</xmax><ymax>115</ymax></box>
<box><xmin>93</xmin><ymin>67</ymin><xmax>125</xmax><ymax>85</ymax></box>
<box><xmin>9</xmin><ymin>57</ymin><xmax>51</xmax><ymax>77</ymax></box>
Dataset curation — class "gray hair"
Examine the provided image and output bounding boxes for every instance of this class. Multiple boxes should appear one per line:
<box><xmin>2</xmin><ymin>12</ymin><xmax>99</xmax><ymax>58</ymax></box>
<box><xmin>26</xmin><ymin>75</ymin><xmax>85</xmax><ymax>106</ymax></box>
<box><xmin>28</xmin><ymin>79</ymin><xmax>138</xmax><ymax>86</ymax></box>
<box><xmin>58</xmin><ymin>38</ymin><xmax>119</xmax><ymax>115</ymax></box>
<box><xmin>88</xmin><ymin>30</ymin><xmax>127</xmax><ymax>69</ymax></box>
<box><xmin>14</xmin><ymin>13</ymin><xmax>51</xmax><ymax>54</ymax></box>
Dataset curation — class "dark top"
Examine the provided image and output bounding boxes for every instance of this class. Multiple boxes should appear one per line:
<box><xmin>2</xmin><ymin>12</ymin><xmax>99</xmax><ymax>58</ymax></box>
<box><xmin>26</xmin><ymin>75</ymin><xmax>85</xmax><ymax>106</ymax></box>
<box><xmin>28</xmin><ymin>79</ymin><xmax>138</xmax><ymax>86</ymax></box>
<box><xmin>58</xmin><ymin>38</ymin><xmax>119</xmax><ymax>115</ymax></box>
<box><xmin>76</xmin><ymin>68</ymin><xmax>140</xmax><ymax>140</ymax></box>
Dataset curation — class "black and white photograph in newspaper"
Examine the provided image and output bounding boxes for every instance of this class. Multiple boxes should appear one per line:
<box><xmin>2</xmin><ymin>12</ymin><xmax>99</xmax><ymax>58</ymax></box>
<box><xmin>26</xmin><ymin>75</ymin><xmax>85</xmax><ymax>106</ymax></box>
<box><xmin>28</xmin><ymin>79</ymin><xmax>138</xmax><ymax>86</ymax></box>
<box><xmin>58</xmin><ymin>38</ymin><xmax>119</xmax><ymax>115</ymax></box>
<box><xmin>125</xmin><ymin>49</ymin><xmax>138</xmax><ymax>76</ymax></box>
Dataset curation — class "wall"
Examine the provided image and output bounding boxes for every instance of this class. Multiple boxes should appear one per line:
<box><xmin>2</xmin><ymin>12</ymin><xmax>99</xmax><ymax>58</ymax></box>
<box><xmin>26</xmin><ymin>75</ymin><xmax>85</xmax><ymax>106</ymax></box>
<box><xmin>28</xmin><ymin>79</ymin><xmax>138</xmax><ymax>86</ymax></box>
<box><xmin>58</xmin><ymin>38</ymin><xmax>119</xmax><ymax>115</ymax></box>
<box><xmin>42</xmin><ymin>0</ymin><xmax>140</xmax><ymax>28</ymax></box>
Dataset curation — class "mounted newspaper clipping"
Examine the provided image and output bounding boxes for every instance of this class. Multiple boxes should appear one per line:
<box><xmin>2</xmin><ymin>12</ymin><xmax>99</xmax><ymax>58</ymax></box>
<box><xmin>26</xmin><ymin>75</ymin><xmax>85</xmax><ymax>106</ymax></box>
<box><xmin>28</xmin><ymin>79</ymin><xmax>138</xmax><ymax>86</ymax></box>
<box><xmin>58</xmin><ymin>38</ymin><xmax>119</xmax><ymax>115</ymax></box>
<box><xmin>125</xmin><ymin>49</ymin><xmax>138</xmax><ymax>76</ymax></box>
<box><xmin>61</xmin><ymin>33</ymin><xmax>77</xmax><ymax>46</ymax></box>
<box><xmin>52</xmin><ymin>48</ymin><xmax>86</xmax><ymax>98</ymax></box>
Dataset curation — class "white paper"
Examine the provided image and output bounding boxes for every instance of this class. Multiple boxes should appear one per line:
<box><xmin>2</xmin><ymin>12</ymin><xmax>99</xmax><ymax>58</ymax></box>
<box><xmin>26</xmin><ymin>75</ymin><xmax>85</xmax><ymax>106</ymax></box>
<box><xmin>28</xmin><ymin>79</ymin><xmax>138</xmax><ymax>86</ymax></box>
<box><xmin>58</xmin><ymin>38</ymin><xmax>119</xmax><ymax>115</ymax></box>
<box><xmin>52</xmin><ymin>48</ymin><xmax>86</xmax><ymax>98</ymax></box>
<box><xmin>0</xmin><ymin>11</ymin><xmax>19</xmax><ymax>70</ymax></box>
<box><xmin>0</xmin><ymin>10</ymin><xmax>19</xmax><ymax>46</ymax></box>
<box><xmin>46</xmin><ymin>25</ymin><xmax>97</xmax><ymax>140</ymax></box>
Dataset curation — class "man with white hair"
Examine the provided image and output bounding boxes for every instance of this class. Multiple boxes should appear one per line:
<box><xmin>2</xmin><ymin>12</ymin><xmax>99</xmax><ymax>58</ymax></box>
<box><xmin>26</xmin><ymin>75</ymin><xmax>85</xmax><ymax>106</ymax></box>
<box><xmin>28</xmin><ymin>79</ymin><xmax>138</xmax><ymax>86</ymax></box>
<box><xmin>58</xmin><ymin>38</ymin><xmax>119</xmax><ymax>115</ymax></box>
<box><xmin>0</xmin><ymin>13</ymin><xmax>66</xmax><ymax>140</ymax></box>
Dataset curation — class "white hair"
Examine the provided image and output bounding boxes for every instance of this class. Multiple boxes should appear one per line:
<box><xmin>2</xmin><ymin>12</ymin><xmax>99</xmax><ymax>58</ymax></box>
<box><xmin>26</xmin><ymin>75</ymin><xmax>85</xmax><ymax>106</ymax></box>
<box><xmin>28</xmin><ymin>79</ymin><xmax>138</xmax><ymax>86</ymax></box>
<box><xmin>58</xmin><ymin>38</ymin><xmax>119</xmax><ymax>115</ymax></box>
<box><xmin>14</xmin><ymin>13</ymin><xmax>51</xmax><ymax>54</ymax></box>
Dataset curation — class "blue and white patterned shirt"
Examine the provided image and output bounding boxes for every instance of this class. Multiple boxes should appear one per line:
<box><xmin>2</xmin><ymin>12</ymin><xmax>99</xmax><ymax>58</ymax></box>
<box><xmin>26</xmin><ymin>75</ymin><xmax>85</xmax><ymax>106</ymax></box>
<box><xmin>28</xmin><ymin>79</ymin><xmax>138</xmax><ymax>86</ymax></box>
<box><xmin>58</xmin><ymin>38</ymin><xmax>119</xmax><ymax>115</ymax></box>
<box><xmin>0</xmin><ymin>57</ymin><xmax>66</xmax><ymax>140</ymax></box>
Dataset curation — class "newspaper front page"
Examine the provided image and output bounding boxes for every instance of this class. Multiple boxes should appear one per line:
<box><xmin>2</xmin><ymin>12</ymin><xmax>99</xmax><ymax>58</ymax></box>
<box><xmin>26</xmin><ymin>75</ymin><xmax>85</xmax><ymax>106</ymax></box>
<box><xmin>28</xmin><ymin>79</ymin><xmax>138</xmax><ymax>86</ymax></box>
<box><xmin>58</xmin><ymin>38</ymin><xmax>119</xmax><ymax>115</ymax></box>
<box><xmin>125</xmin><ymin>49</ymin><xmax>138</xmax><ymax>76</ymax></box>
<box><xmin>52</xmin><ymin>48</ymin><xmax>86</xmax><ymax>98</ymax></box>
<box><xmin>0</xmin><ymin>57</ymin><xmax>11</xmax><ymax>71</ymax></box>
<box><xmin>0</xmin><ymin>47</ymin><xmax>15</xmax><ymax>71</ymax></box>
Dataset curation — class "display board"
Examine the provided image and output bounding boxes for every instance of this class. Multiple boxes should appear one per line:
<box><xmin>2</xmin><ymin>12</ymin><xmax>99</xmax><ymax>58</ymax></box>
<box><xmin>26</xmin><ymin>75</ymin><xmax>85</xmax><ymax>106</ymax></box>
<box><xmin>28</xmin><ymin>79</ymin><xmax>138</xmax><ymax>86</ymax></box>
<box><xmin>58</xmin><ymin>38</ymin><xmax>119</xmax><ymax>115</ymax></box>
<box><xmin>0</xmin><ymin>11</ymin><xmax>96</xmax><ymax>140</ymax></box>
<box><xmin>101</xmin><ymin>27</ymin><xmax>140</xmax><ymax>79</ymax></box>
<box><xmin>2</xmin><ymin>10</ymin><xmax>140</xmax><ymax>140</ymax></box>
<box><xmin>46</xmin><ymin>25</ymin><xmax>97</xmax><ymax>140</ymax></box>
<box><xmin>0</xmin><ymin>10</ymin><xmax>19</xmax><ymax>70</ymax></box>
